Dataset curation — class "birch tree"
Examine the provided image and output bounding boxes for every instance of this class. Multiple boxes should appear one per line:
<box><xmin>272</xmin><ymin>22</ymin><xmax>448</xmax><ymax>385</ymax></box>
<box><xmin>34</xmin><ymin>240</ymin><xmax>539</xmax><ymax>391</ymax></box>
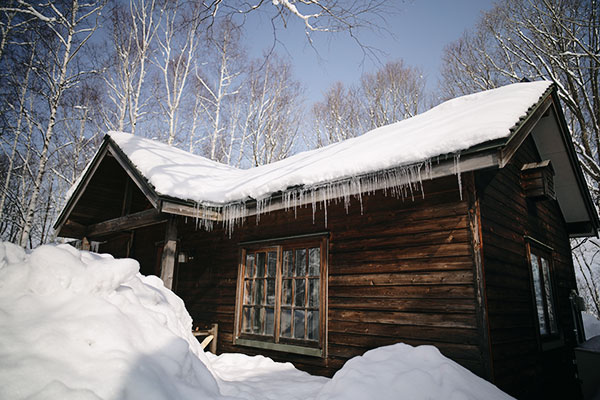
<box><xmin>312</xmin><ymin>60</ymin><xmax>426</xmax><ymax>147</ymax></box>
<box><xmin>440</xmin><ymin>0</ymin><xmax>600</xmax><ymax>202</ymax></box>
<box><xmin>0</xmin><ymin>0</ymin><xmax>105</xmax><ymax>247</ymax></box>
<box><xmin>194</xmin><ymin>21</ymin><xmax>245</xmax><ymax>161</ymax></box>
<box><xmin>245</xmin><ymin>55</ymin><xmax>304</xmax><ymax>166</ymax></box>
<box><xmin>361</xmin><ymin>60</ymin><xmax>425</xmax><ymax>129</ymax></box>
<box><xmin>152</xmin><ymin>0</ymin><xmax>202</xmax><ymax>146</ymax></box>
<box><xmin>312</xmin><ymin>82</ymin><xmax>364</xmax><ymax>146</ymax></box>
<box><xmin>102</xmin><ymin>0</ymin><xmax>162</xmax><ymax>133</ymax></box>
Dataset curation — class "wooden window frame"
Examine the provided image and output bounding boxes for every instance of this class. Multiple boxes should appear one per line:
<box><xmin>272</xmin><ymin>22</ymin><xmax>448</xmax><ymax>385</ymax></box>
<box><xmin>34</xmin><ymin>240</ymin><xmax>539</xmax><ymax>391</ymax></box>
<box><xmin>234</xmin><ymin>235</ymin><xmax>328</xmax><ymax>357</ymax></box>
<box><xmin>526</xmin><ymin>239</ymin><xmax>562</xmax><ymax>347</ymax></box>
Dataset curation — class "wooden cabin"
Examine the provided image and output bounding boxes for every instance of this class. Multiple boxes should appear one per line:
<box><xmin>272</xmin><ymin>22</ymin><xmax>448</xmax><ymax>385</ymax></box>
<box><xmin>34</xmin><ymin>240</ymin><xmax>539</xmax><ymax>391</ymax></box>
<box><xmin>54</xmin><ymin>82</ymin><xmax>598</xmax><ymax>399</ymax></box>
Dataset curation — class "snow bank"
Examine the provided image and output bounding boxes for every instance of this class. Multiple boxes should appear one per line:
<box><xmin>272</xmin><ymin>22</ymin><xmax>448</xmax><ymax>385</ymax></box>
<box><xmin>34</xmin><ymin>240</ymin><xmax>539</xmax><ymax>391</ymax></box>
<box><xmin>0</xmin><ymin>242</ymin><xmax>514</xmax><ymax>400</ymax></box>
<box><xmin>0</xmin><ymin>242</ymin><xmax>222</xmax><ymax>400</ymax></box>
<box><xmin>315</xmin><ymin>344</ymin><xmax>512</xmax><ymax>400</ymax></box>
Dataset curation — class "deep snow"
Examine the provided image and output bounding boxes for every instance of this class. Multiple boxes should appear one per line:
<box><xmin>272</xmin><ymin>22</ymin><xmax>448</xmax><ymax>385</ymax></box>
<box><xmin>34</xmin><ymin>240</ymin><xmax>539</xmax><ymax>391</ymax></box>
<box><xmin>0</xmin><ymin>242</ymin><xmax>514</xmax><ymax>400</ymax></box>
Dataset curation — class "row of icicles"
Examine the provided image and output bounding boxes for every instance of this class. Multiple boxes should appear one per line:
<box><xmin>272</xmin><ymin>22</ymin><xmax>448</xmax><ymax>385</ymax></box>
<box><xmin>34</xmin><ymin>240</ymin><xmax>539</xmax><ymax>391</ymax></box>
<box><xmin>189</xmin><ymin>154</ymin><xmax>463</xmax><ymax>237</ymax></box>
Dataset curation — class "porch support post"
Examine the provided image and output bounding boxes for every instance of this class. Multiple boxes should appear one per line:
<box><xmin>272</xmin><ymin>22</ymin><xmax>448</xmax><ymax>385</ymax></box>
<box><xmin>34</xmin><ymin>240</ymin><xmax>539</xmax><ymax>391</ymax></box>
<box><xmin>160</xmin><ymin>216</ymin><xmax>177</xmax><ymax>290</ymax></box>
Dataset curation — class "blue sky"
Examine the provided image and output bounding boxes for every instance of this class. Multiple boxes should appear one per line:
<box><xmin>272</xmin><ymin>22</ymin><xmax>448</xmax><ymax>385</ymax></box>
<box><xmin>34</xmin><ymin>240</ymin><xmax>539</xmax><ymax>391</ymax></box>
<box><xmin>241</xmin><ymin>0</ymin><xmax>496</xmax><ymax>103</ymax></box>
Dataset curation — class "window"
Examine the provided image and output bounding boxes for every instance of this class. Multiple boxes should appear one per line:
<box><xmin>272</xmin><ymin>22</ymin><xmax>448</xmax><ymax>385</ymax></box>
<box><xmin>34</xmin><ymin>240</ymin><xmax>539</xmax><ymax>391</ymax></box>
<box><xmin>527</xmin><ymin>243</ymin><xmax>558</xmax><ymax>337</ymax></box>
<box><xmin>235</xmin><ymin>236</ymin><xmax>327</xmax><ymax>356</ymax></box>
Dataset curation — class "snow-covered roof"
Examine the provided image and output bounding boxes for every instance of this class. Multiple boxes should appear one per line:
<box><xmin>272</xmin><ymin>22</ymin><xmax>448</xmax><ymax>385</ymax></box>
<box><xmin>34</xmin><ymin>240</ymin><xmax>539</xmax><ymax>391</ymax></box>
<box><xmin>107</xmin><ymin>81</ymin><xmax>553</xmax><ymax>206</ymax></box>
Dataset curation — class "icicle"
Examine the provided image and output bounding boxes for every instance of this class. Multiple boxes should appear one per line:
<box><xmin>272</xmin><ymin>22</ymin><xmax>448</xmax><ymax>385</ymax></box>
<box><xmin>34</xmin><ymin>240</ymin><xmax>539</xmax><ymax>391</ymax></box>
<box><xmin>454</xmin><ymin>153</ymin><xmax>463</xmax><ymax>200</ymax></box>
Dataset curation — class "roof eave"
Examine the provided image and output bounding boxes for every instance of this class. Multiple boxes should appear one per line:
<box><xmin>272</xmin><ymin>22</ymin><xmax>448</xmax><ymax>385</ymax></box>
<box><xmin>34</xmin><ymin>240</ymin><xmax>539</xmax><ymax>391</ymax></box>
<box><xmin>53</xmin><ymin>134</ymin><xmax>165</xmax><ymax>238</ymax></box>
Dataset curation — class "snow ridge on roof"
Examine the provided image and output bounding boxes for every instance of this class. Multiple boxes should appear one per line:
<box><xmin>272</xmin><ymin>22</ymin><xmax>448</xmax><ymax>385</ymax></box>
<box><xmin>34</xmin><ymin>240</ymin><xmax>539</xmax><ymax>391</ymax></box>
<box><xmin>107</xmin><ymin>81</ymin><xmax>552</xmax><ymax>207</ymax></box>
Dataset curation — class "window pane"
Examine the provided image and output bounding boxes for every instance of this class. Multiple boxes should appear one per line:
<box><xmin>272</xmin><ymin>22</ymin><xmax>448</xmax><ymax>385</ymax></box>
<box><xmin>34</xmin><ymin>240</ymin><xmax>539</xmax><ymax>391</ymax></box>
<box><xmin>244</xmin><ymin>280</ymin><xmax>253</xmax><ymax>304</ymax></box>
<box><xmin>541</xmin><ymin>258</ymin><xmax>558</xmax><ymax>334</ymax></box>
<box><xmin>294</xmin><ymin>309</ymin><xmax>305</xmax><ymax>339</ymax></box>
<box><xmin>308</xmin><ymin>278</ymin><xmax>319</xmax><ymax>307</ymax></box>
<box><xmin>531</xmin><ymin>256</ymin><xmax>547</xmax><ymax>335</ymax></box>
<box><xmin>255</xmin><ymin>279</ymin><xmax>264</xmax><ymax>305</ymax></box>
<box><xmin>282</xmin><ymin>279</ymin><xmax>292</xmax><ymax>305</ymax></box>
<box><xmin>280</xmin><ymin>309</ymin><xmax>292</xmax><ymax>338</ymax></box>
<box><xmin>265</xmin><ymin>307</ymin><xmax>274</xmax><ymax>336</ymax></box>
<box><xmin>267</xmin><ymin>251</ymin><xmax>277</xmax><ymax>277</ymax></box>
<box><xmin>256</xmin><ymin>252</ymin><xmax>266</xmax><ymax>278</ymax></box>
<box><xmin>242</xmin><ymin>307</ymin><xmax>252</xmax><ymax>333</ymax></box>
<box><xmin>266</xmin><ymin>279</ymin><xmax>276</xmax><ymax>305</ymax></box>
<box><xmin>245</xmin><ymin>254</ymin><xmax>255</xmax><ymax>278</ymax></box>
<box><xmin>283</xmin><ymin>250</ymin><xmax>293</xmax><ymax>277</ymax></box>
<box><xmin>307</xmin><ymin>311</ymin><xmax>319</xmax><ymax>341</ymax></box>
<box><xmin>309</xmin><ymin>247</ymin><xmax>320</xmax><ymax>276</ymax></box>
<box><xmin>295</xmin><ymin>249</ymin><xmax>306</xmax><ymax>276</ymax></box>
<box><xmin>295</xmin><ymin>279</ymin><xmax>306</xmax><ymax>307</ymax></box>
<box><xmin>253</xmin><ymin>307</ymin><xmax>263</xmax><ymax>334</ymax></box>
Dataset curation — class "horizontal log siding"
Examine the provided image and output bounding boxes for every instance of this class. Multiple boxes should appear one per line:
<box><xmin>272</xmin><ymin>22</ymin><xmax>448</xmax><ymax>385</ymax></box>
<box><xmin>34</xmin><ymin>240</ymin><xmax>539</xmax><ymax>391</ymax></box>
<box><xmin>176</xmin><ymin>175</ymin><xmax>485</xmax><ymax>377</ymax></box>
<box><xmin>478</xmin><ymin>136</ymin><xmax>580</xmax><ymax>399</ymax></box>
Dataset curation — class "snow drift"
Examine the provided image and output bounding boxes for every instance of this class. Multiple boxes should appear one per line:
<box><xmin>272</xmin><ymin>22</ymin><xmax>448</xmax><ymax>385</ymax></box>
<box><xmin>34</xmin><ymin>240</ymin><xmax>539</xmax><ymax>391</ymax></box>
<box><xmin>0</xmin><ymin>243</ymin><xmax>514</xmax><ymax>400</ymax></box>
<box><xmin>0</xmin><ymin>242</ymin><xmax>221</xmax><ymax>400</ymax></box>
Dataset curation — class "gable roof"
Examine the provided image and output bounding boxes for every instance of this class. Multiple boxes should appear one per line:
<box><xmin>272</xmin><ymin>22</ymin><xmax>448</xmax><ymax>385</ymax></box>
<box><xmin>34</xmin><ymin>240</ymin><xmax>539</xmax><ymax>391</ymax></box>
<box><xmin>54</xmin><ymin>81</ymin><xmax>599</xmax><ymax>237</ymax></box>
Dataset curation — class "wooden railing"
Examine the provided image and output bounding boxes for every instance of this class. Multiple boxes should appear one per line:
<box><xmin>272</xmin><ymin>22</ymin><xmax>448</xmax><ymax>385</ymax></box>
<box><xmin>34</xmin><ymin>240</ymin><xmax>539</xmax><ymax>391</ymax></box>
<box><xmin>193</xmin><ymin>323</ymin><xmax>218</xmax><ymax>354</ymax></box>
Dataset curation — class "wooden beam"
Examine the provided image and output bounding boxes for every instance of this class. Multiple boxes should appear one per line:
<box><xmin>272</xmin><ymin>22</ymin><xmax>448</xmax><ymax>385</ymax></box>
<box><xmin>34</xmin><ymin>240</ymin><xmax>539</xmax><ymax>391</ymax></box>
<box><xmin>160</xmin><ymin>200</ymin><xmax>221</xmax><ymax>220</ymax></box>
<box><xmin>106</xmin><ymin>143</ymin><xmax>160</xmax><ymax>209</ymax></box>
<box><xmin>86</xmin><ymin>208</ymin><xmax>167</xmax><ymax>238</ymax></box>
<box><xmin>61</xmin><ymin>219</ymin><xmax>86</xmax><ymax>238</ymax></box>
<box><xmin>54</xmin><ymin>143</ymin><xmax>110</xmax><ymax>234</ymax></box>
<box><xmin>499</xmin><ymin>94</ymin><xmax>552</xmax><ymax>168</ymax></box>
<box><xmin>121</xmin><ymin>179</ymin><xmax>132</xmax><ymax>217</ymax></box>
<box><xmin>160</xmin><ymin>216</ymin><xmax>178</xmax><ymax>290</ymax></box>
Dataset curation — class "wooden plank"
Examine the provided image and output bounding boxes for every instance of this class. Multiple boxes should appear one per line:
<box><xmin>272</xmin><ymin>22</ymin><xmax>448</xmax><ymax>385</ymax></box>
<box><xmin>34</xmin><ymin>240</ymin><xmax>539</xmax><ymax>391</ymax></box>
<box><xmin>330</xmin><ymin>242</ymin><xmax>472</xmax><ymax>259</ymax></box>
<box><xmin>328</xmin><ymin>296</ymin><xmax>476</xmax><ymax>313</ymax></box>
<box><xmin>329</xmin><ymin>257</ymin><xmax>474</xmax><ymax>275</ymax></box>
<box><xmin>328</xmin><ymin>270</ymin><xmax>473</xmax><ymax>286</ymax></box>
<box><xmin>328</xmin><ymin>320</ymin><xmax>480</xmax><ymax>344</ymax></box>
<box><xmin>86</xmin><ymin>208</ymin><xmax>167</xmax><ymax>238</ymax></box>
<box><xmin>329</xmin><ymin>284</ymin><xmax>475</xmax><ymax>299</ymax></box>
<box><xmin>328</xmin><ymin>309</ymin><xmax>477</xmax><ymax>329</ymax></box>
<box><xmin>160</xmin><ymin>200</ymin><xmax>221</xmax><ymax>220</ymax></box>
<box><xmin>331</xmin><ymin>229</ymin><xmax>469</xmax><ymax>252</ymax></box>
<box><xmin>60</xmin><ymin>219</ymin><xmax>86</xmax><ymax>238</ymax></box>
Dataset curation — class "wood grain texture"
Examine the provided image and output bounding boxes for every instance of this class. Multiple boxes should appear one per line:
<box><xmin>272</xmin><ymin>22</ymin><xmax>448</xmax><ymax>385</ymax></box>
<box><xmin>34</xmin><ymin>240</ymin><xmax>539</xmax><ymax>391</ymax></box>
<box><xmin>478</xmin><ymin>135</ymin><xmax>580</xmax><ymax>399</ymax></box>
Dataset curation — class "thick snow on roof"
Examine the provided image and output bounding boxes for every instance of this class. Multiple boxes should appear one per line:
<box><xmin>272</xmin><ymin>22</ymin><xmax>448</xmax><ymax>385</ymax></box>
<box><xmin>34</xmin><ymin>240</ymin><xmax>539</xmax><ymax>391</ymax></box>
<box><xmin>108</xmin><ymin>81</ymin><xmax>552</xmax><ymax>205</ymax></box>
<box><xmin>0</xmin><ymin>242</ymin><xmax>514</xmax><ymax>400</ymax></box>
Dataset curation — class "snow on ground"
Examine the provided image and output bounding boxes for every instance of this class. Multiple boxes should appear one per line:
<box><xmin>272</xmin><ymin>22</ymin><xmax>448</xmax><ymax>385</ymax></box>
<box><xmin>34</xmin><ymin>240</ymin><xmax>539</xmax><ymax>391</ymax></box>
<box><xmin>208</xmin><ymin>352</ymin><xmax>328</xmax><ymax>400</ymax></box>
<box><xmin>0</xmin><ymin>243</ymin><xmax>514</xmax><ymax>400</ymax></box>
<box><xmin>0</xmin><ymin>242</ymin><xmax>222</xmax><ymax>400</ymax></box>
<box><xmin>105</xmin><ymin>81</ymin><xmax>552</xmax><ymax>205</ymax></box>
<box><xmin>583</xmin><ymin>311</ymin><xmax>600</xmax><ymax>340</ymax></box>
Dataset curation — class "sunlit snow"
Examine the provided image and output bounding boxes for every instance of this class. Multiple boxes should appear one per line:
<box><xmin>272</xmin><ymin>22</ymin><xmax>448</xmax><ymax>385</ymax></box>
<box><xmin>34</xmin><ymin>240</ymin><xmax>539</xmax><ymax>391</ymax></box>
<box><xmin>106</xmin><ymin>81</ymin><xmax>551</xmax><ymax>205</ymax></box>
<box><xmin>0</xmin><ymin>242</ymin><xmax>515</xmax><ymax>400</ymax></box>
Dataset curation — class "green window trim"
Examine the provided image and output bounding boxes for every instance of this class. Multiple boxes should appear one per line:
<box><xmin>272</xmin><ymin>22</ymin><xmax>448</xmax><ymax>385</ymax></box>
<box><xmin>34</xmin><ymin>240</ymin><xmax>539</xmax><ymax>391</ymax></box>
<box><xmin>235</xmin><ymin>236</ymin><xmax>328</xmax><ymax>357</ymax></box>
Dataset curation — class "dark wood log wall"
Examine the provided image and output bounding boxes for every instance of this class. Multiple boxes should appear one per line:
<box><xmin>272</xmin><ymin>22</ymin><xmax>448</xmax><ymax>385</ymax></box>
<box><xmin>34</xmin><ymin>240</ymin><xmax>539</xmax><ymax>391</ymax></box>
<box><xmin>477</xmin><ymin>135</ymin><xmax>579</xmax><ymax>399</ymax></box>
<box><xmin>175</xmin><ymin>175</ymin><xmax>487</xmax><ymax>377</ymax></box>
